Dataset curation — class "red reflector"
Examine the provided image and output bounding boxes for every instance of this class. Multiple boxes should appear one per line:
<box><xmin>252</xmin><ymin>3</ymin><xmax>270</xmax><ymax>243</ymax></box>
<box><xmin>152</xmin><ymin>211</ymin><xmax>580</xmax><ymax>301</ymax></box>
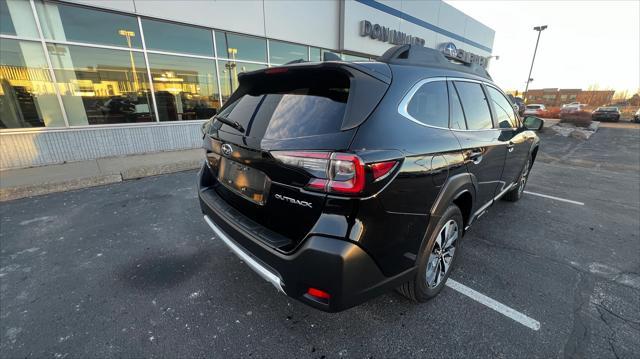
<box><xmin>307</xmin><ymin>287</ymin><xmax>331</xmax><ymax>300</ymax></box>
<box><xmin>370</xmin><ymin>160</ymin><xmax>397</xmax><ymax>180</ymax></box>
<box><xmin>265</xmin><ymin>67</ymin><xmax>288</xmax><ymax>74</ymax></box>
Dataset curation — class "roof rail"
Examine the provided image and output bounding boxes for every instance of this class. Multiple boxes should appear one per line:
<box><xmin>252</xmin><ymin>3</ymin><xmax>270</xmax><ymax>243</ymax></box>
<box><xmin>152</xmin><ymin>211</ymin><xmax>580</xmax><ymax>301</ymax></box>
<box><xmin>377</xmin><ymin>44</ymin><xmax>492</xmax><ymax>80</ymax></box>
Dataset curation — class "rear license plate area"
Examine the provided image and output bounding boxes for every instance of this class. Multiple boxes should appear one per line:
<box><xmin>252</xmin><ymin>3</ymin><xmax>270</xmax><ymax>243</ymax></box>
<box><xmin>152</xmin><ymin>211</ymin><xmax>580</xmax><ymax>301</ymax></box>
<box><xmin>217</xmin><ymin>157</ymin><xmax>269</xmax><ymax>205</ymax></box>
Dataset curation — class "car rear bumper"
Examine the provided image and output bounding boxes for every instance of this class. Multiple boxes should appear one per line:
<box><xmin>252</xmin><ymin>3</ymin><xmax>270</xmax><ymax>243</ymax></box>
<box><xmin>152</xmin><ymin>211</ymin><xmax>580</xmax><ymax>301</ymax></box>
<box><xmin>592</xmin><ymin>114</ymin><xmax>620</xmax><ymax>120</ymax></box>
<box><xmin>198</xmin><ymin>169</ymin><xmax>413</xmax><ymax>312</ymax></box>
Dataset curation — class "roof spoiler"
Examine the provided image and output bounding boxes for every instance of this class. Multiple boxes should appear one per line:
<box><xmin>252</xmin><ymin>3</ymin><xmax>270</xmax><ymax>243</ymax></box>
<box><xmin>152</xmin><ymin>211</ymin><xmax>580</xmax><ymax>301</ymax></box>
<box><xmin>377</xmin><ymin>44</ymin><xmax>492</xmax><ymax>80</ymax></box>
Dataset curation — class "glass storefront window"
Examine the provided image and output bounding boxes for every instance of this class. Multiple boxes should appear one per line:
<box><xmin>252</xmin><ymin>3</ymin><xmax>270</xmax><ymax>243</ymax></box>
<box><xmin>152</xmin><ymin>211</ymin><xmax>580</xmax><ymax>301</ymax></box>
<box><xmin>141</xmin><ymin>19</ymin><xmax>213</xmax><ymax>57</ymax></box>
<box><xmin>0</xmin><ymin>39</ymin><xmax>65</xmax><ymax>128</ymax></box>
<box><xmin>309</xmin><ymin>47</ymin><xmax>322</xmax><ymax>62</ymax></box>
<box><xmin>47</xmin><ymin>44</ymin><xmax>154</xmax><ymax>125</ymax></box>
<box><xmin>148</xmin><ymin>53</ymin><xmax>220</xmax><ymax>121</ymax></box>
<box><xmin>269</xmin><ymin>40</ymin><xmax>307</xmax><ymax>65</ymax></box>
<box><xmin>1</xmin><ymin>0</ymin><xmax>39</xmax><ymax>38</ymax></box>
<box><xmin>342</xmin><ymin>53</ymin><xmax>370</xmax><ymax>62</ymax></box>
<box><xmin>215</xmin><ymin>32</ymin><xmax>266</xmax><ymax>63</ymax></box>
<box><xmin>218</xmin><ymin>61</ymin><xmax>266</xmax><ymax>102</ymax></box>
<box><xmin>36</xmin><ymin>1</ymin><xmax>142</xmax><ymax>49</ymax></box>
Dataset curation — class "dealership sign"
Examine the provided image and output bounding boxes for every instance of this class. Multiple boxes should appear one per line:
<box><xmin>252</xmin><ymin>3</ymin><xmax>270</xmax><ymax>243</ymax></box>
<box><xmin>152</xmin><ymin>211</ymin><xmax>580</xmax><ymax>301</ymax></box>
<box><xmin>438</xmin><ymin>42</ymin><xmax>489</xmax><ymax>68</ymax></box>
<box><xmin>359</xmin><ymin>20</ymin><xmax>426</xmax><ymax>46</ymax></box>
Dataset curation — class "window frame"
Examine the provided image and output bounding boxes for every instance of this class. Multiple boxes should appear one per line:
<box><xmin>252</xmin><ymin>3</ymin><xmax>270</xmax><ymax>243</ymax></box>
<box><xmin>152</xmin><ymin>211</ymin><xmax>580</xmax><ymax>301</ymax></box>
<box><xmin>400</xmin><ymin>78</ymin><xmax>450</xmax><ymax>128</ymax></box>
<box><xmin>397</xmin><ymin>77</ymin><xmax>450</xmax><ymax>129</ymax></box>
<box><xmin>484</xmin><ymin>83</ymin><xmax>521</xmax><ymax>130</ymax></box>
<box><xmin>399</xmin><ymin>76</ymin><xmax>506</xmax><ymax>132</ymax></box>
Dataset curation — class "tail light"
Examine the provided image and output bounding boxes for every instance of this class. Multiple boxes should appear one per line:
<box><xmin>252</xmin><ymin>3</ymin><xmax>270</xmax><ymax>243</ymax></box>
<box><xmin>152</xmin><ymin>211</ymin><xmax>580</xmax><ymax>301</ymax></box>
<box><xmin>271</xmin><ymin>151</ymin><xmax>397</xmax><ymax>195</ymax></box>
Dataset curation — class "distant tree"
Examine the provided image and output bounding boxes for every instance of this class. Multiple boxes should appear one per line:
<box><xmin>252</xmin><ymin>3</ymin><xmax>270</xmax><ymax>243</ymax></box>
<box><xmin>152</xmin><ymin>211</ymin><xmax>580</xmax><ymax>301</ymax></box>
<box><xmin>613</xmin><ymin>90</ymin><xmax>629</xmax><ymax>101</ymax></box>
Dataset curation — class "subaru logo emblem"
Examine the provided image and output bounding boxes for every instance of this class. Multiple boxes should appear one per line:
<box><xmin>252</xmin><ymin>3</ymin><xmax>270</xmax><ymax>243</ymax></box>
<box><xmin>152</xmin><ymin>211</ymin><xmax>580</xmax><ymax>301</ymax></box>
<box><xmin>221</xmin><ymin>144</ymin><xmax>233</xmax><ymax>156</ymax></box>
<box><xmin>441</xmin><ymin>42</ymin><xmax>457</xmax><ymax>57</ymax></box>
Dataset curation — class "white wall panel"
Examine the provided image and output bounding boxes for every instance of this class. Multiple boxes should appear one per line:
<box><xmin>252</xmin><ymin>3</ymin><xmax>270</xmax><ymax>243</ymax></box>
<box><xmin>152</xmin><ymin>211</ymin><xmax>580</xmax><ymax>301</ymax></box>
<box><xmin>342</xmin><ymin>0</ymin><xmax>402</xmax><ymax>55</ymax></box>
<box><xmin>132</xmin><ymin>0</ymin><xmax>265</xmax><ymax>37</ymax></box>
<box><xmin>264</xmin><ymin>0</ymin><xmax>339</xmax><ymax>49</ymax></box>
<box><xmin>464</xmin><ymin>17</ymin><xmax>495</xmax><ymax>54</ymax></box>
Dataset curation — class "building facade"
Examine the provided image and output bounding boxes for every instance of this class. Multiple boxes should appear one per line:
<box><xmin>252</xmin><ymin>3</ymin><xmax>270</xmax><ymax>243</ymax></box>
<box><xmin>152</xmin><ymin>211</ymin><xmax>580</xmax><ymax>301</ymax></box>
<box><xmin>525</xmin><ymin>88</ymin><xmax>615</xmax><ymax>107</ymax></box>
<box><xmin>0</xmin><ymin>0</ymin><xmax>494</xmax><ymax>170</ymax></box>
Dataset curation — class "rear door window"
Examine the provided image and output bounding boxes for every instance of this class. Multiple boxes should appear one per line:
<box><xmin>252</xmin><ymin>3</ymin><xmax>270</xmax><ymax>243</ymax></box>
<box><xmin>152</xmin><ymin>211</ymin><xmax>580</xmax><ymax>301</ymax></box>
<box><xmin>487</xmin><ymin>86</ymin><xmax>518</xmax><ymax>129</ymax></box>
<box><xmin>448</xmin><ymin>81</ymin><xmax>467</xmax><ymax>130</ymax></box>
<box><xmin>217</xmin><ymin>70</ymin><xmax>349</xmax><ymax>139</ymax></box>
<box><xmin>406</xmin><ymin>80</ymin><xmax>449</xmax><ymax>128</ymax></box>
<box><xmin>453</xmin><ymin>81</ymin><xmax>493</xmax><ymax>130</ymax></box>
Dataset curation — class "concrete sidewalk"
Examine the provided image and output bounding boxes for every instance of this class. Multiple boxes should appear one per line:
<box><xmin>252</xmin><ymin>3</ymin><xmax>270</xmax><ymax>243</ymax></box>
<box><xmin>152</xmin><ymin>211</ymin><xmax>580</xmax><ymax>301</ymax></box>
<box><xmin>0</xmin><ymin>148</ymin><xmax>203</xmax><ymax>202</ymax></box>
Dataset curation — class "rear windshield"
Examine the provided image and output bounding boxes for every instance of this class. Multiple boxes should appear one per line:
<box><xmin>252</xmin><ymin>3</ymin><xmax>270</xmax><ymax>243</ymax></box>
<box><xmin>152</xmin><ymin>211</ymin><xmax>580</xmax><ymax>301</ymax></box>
<box><xmin>217</xmin><ymin>69</ymin><xmax>349</xmax><ymax>140</ymax></box>
<box><xmin>526</xmin><ymin>105</ymin><xmax>541</xmax><ymax>109</ymax></box>
<box><xmin>597</xmin><ymin>107</ymin><xmax>617</xmax><ymax>112</ymax></box>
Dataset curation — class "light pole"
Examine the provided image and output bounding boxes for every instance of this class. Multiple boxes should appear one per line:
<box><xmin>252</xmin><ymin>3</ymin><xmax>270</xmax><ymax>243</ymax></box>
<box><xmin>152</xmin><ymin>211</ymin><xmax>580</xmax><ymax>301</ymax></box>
<box><xmin>226</xmin><ymin>48</ymin><xmax>238</xmax><ymax>91</ymax></box>
<box><xmin>524</xmin><ymin>25</ymin><xmax>547</xmax><ymax>102</ymax></box>
<box><xmin>118</xmin><ymin>29</ymin><xmax>138</xmax><ymax>92</ymax></box>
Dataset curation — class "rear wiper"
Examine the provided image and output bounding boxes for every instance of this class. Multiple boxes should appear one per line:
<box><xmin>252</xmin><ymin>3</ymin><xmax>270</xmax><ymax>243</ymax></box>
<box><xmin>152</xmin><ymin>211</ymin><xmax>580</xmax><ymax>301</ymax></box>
<box><xmin>214</xmin><ymin>115</ymin><xmax>244</xmax><ymax>133</ymax></box>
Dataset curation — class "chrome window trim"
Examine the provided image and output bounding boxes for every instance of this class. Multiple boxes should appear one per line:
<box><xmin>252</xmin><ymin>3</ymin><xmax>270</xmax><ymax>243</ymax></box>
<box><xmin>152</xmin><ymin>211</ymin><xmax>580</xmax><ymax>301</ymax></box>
<box><xmin>397</xmin><ymin>77</ymin><xmax>450</xmax><ymax>130</ymax></box>
<box><xmin>398</xmin><ymin>76</ymin><xmax>519</xmax><ymax>132</ymax></box>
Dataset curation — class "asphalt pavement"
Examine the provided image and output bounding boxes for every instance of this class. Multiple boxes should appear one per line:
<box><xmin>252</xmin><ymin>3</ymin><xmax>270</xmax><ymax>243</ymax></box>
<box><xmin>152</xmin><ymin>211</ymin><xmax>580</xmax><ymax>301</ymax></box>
<box><xmin>1</xmin><ymin>126</ymin><xmax>639</xmax><ymax>358</ymax></box>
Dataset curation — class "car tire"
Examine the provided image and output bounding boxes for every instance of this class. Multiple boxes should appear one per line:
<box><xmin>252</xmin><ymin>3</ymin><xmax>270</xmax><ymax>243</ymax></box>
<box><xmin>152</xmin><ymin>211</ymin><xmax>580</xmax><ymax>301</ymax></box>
<box><xmin>502</xmin><ymin>155</ymin><xmax>532</xmax><ymax>202</ymax></box>
<box><xmin>397</xmin><ymin>205</ymin><xmax>463</xmax><ymax>302</ymax></box>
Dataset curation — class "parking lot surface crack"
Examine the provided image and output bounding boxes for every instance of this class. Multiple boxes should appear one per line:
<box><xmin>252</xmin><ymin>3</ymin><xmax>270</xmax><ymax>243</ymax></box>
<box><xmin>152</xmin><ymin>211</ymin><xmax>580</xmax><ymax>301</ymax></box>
<box><xmin>563</xmin><ymin>273</ymin><xmax>595</xmax><ymax>359</ymax></box>
<box><xmin>473</xmin><ymin>236</ymin><xmax>640</xmax><ymax>291</ymax></box>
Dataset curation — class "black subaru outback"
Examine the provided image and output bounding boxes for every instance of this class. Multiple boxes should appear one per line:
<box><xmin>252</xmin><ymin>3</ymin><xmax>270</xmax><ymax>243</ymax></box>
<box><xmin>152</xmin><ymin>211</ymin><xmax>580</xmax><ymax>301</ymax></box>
<box><xmin>198</xmin><ymin>45</ymin><xmax>542</xmax><ymax>312</ymax></box>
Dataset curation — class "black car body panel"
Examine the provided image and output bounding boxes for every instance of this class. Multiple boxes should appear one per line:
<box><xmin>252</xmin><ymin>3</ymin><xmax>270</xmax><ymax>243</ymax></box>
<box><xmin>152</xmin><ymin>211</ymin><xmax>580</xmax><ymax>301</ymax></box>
<box><xmin>198</xmin><ymin>45</ymin><xmax>540</xmax><ymax>312</ymax></box>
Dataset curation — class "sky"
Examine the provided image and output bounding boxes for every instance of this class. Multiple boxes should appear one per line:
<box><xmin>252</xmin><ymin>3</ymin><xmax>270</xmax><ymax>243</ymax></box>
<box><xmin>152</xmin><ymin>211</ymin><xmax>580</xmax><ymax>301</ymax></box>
<box><xmin>446</xmin><ymin>0</ymin><xmax>640</xmax><ymax>95</ymax></box>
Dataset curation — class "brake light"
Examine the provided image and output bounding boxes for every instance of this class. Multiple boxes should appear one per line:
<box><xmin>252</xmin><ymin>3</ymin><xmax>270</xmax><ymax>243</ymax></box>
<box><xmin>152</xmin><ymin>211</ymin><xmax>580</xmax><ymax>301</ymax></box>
<box><xmin>328</xmin><ymin>153</ymin><xmax>365</xmax><ymax>194</ymax></box>
<box><xmin>265</xmin><ymin>67</ymin><xmax>288</xmax><ymax>74</ymax></box>
<box><xmin>307</xmin><ymin>287</ymin><xmax>331</xmax><ymax>300</ymax></box>
<box><xmin>271</xmin><ymin>151</ymin><xmax>397</xmax><ymax>195</ymax></box>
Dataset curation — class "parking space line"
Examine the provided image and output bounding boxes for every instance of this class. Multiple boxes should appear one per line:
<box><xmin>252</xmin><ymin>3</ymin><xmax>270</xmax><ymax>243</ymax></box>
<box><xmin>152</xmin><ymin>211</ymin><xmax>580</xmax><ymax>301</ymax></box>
<box><xmin>446</xmin><ymin>279</ymin><xmax>541</xmax><ymax>331</ymax></box>
<box><xmin>523</xmin><ymin>191</ymin><xmax>585</xmax><ymax>206</ymax></box>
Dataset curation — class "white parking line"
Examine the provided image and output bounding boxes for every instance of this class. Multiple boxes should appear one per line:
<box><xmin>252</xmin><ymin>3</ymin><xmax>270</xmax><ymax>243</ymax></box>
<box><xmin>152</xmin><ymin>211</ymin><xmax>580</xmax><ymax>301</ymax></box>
<box><xmin>446</xmin><ymin>279</ymin><xmax>541</xmax><ymax>331</ymax></box>
<box><xmin>523</xmin><ymin>191</ymin><xmax>585</xmax><ymax>206</ymax></box>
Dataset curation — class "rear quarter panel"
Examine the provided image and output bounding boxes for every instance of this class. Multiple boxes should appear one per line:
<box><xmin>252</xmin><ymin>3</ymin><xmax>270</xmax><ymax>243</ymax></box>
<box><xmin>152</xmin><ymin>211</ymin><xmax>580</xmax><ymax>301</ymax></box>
<box><xmin>347</xmin><ymin>66</ymin><xmax>471</xmax><ymax>275</ymax></box>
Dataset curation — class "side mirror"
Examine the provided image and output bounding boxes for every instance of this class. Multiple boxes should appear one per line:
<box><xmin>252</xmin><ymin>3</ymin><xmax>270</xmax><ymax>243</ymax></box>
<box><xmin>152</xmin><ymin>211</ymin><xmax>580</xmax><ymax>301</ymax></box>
<box><xmin>201</xmin><ymin>118</ymin><xmax>213</xmax><ymax>136</ymax></box>
<box><xmin>523</xmin><ymin>116</ymin><xmax>544</xmax><ymax>131</ymax></box>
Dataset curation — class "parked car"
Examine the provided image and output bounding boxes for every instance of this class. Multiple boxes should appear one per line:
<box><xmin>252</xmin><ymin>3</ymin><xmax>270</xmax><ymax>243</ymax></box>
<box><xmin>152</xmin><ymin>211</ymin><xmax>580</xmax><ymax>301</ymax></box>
<box><xmin>523</xmin><ymin>104</ymin><xmax>546</xmax><ymax>116</ymax></box>
<box><xmin>633</xmin><ymin>108</ymin><xmax>639</xmax><ymax>123</ymax></box>
<box><xmin>198</xmin><ymin>44</ymin><xmax>542</xmax><ymax>312</ymax></box>
<box><xmin>591</xmin><ymin>106</ymin><xmax>621</xmax><ymax>122</ymax></box>
<box><xmin>559</xmin><ymin>103</ymin><xmax>590</xmax><ymax>122</ymax></box>
<box><xmin>508</xmin><ymin>94</ymin><xmax>526</xmax><ymax>116</ymax></box>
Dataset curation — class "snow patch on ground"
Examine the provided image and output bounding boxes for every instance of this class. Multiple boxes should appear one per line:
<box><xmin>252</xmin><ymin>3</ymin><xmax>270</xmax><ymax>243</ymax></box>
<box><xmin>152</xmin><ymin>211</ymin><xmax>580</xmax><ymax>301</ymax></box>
<box><xmin>548</xmin><ymin>121</ymin><xmax>599</xmax><ymax>140</ymax></box>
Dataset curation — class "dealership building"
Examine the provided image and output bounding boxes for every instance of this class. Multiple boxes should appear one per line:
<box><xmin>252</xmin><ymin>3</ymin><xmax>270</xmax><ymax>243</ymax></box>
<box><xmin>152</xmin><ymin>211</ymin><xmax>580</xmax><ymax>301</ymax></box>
<box><xmin>0</xmin><ymin>0</ymin><xmax>494</xmax><ymax>170</ymax></box>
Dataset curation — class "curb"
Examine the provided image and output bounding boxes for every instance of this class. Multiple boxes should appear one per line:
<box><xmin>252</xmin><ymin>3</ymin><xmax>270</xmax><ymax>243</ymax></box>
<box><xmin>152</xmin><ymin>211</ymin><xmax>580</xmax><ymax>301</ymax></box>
<box><xmin>0</xmin><ymin>161</ymin><xmax>201</xmax><ymax>202</ymax></box>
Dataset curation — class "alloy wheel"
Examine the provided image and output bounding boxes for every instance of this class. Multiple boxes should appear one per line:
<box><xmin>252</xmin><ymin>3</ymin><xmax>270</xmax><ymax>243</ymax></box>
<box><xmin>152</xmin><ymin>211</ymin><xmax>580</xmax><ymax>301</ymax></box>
<box><xmin>518</xmin><ymin>158</ymin><xmax>531</xmax><ymax>195</ymax></box>
<box><xmin>426</xmin><ymin>220</ymin><xmax>459</xmax><ymax>288</ymax></box>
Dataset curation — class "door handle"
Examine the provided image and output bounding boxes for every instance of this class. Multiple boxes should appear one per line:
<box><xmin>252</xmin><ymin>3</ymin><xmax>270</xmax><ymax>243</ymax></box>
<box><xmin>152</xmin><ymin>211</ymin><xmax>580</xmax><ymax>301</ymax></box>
<box><xmin>506</xmin><ymin>141</ymin><xmax>515</xmax><ymax>152</ymax></box>
<box><xmin>469</xmin><ymin>150</ymin><xmax>483</xmax><ymax>164</ymax></box>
